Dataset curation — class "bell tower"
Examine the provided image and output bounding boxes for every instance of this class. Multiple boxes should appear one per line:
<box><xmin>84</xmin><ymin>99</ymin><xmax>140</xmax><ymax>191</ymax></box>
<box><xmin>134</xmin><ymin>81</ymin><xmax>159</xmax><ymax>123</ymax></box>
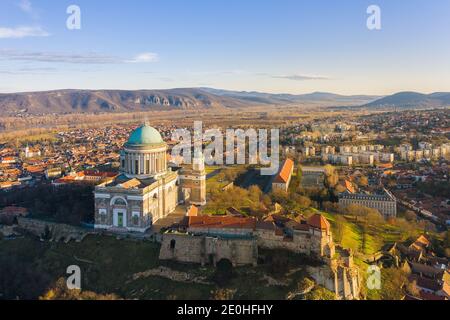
<box><xmin>179</xmin><ymin>151</ymin><xmax>207</xmax><ymax>206</ymax></box>
<box><xmin>193</xmin><ymin>150</ymin><xmax>205</xmax><ymax>172</ymax></box>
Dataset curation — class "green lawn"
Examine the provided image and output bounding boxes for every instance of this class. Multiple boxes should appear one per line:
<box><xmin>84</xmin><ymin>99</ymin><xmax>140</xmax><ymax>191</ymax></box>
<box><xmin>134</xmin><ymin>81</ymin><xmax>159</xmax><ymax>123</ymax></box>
<box><xmin>314</xmin><ymin>209</ymin><xmax>401</xmax><ymax>255</ymax></box>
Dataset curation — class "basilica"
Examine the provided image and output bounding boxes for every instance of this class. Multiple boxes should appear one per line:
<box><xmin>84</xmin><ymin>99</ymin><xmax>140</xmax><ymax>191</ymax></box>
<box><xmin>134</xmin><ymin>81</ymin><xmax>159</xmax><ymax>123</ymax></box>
<box><xmin>94</xmin><ymin>125</ymin><xmax>206</xmax><ymax>233</ymax></box>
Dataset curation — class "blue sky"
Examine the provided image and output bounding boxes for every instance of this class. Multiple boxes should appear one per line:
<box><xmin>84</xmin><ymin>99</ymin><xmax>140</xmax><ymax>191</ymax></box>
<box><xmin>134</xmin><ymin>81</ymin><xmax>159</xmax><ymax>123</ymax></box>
<box><xmin>0</xmin><ymin>0</ymin><xmax>449</xmax><ymax>94</ymax></box>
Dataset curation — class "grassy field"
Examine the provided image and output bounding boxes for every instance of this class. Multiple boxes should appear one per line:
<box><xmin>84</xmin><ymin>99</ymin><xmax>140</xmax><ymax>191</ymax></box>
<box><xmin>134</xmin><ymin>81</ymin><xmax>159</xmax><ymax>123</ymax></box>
<box><xmin>205</xmin><ymin>166</ymin><xmax>228</xmax><ymax>194</ymax></box>
<box><xmin>0</xmin><ymin>234</ymin><xmax>319</xmax><ymax>300</ymax></box>
<box><xmin>205</xmin><ymin>165</ymin><xmax>248</xmax><ymax>195</ymax></box>
<box><xmin>310</xmin><ymin>209</ymin><xmax>402</xmax><ymax>256</ymax></box>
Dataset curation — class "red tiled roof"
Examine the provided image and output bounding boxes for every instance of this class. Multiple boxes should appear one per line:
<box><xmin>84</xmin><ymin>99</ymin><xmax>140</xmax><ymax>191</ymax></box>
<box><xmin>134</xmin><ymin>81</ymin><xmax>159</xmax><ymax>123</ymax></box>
<box><xmin>188</xmin><ymin>216</ymin><xmax>256</xmax><ymax>230</ymax></box>
<box><xmin>26</xmin><ymin>165</ymin><xmax>45</xmax><ymax>173</ymax></box>
<box><xmin>120</xmin><ymin>179</ymin><xmax>142</xmax><ymax>189</ymax></box>
<box><xmin>413</xmin><ymin>235</ymin><xmax>430</xmax><ymax>248</ymax></box>
<box><xmin>273</xmin><ymin>159</ymin><xmax>294</xmax><ymax>183</ymax></box>
<box><xmin>84</xmin><ymin>170</ymin><xmax>117</xmax><ymax>178</ymax></box>
<box><xmin>345</xmin><ymin>180</ymin><xmax>356</xmax><ymax>193</ymax></box>
<box><xmin>380</xmin><ymin>163</ymin><xmax>394</xmax><ymax>169</ymax></box>
<box><xmin>307</xmin><ymin>214</ymin><xmax>330</xmax><ymax>231</ymax></box>
<box><xmin>264</xmin><ymin>214</ymin><xmax>291</xmax><ymax>224</ymax></box>
<box><xmin>293</xmin><ymin>223</ymin><xmax>310</xmax><ymax>232</ymax></box>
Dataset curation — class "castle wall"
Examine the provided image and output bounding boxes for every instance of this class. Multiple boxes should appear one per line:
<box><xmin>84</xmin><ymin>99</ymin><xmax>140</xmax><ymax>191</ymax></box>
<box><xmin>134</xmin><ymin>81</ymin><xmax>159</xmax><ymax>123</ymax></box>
<box><xmin>255</xmin><ymin>228</ymin><xmax>334</xmax><ymax>258</ymax></box>
<box><xmin>159</xmin><ymin>233</ymin><xmax>258</xmax><ymax>267</ymax></box>
<box><xmin>17</xmin><ymin>217</ymin><xmax>89</xmax><ymax>242</ymax></box>
<box><xmin>307</xmin><ymin>263</ymin><xmax>361</xmax><ymax>300</ymax></box>
<box><xmin>255</xmin><ymin>229</ymin><xmax>311</xmax><ymax>254</ymax></box>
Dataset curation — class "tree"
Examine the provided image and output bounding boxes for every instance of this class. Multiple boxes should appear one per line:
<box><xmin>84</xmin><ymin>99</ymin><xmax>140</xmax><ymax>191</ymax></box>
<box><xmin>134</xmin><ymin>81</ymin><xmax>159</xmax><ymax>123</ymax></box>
<box><xmin>297</xmin><ymin>278</ymin><xmax>315</xmax><ymax>294</ymax></box>
<box><xmin>324</xmin><ymin>165</ymin><xmax>338</xmax><ymax>188</ymax></box>
<box><xmin>40</xmin><ymin>278</ymin><xmax>120</xmax><ymax>300</ymax></box>
<box><xmin>323</xmin><ymin>201</ymin><xmax>340</xmax><ymax>213</ymax></box>
<box><xmin>379</xmin><ymin>268</ymin><xmax>407</xmax><ymax>300</ymax></box>
<box><xmin>293</xmin><ymin>195</ymin><xmax>312</xmax><ymax>209</ymax></box>
<box><xmin>210</xmin><ymin>289</ymin><xmax>236</xmax><ymax>300</ymax></box>
<box><xmin>0</xmin><ymin>253</ymin><xmax>52</xmax><ymax>300</ymax></box>
<box><xmin>248</xmin><ymin>185</ymin><xmax>262</xmax><ymax>203</ymax></box>
<box><xmin>366</xmin><ymin>211</ymin><xmax>384</xmax><ymax>226</ymax></box>
<box><xmin>358</xmin><ymin>176</ymin><xmax>369</xmax><ymax>187</ymax></box>
<box><xmin>304</xmin><ymin>286</ymin><xmax>336</xmax><ymax>300</ymax></box>
<box><xmin>345</xmin><ymin>204</ymin><xmax>370</xmax><ymax>221</ymax></box>
<box><xmin>404</xmin><ymin>210</ymin><xmax>417</xmax><ymax>222</ymax></box>
<box><xmin>270</xmin><ymin>189</ymin><xmax>289</xmax><ymax>204</ymax></box>
<box><xmin>445</xmin><ymin>231</ymin><xmax>450</xmax><ymax>248</ymax></box>
<box><xmin>405</xmin><ymin>280</ymin><xmax>420</xmax><ymax>297</ymax></box>
<box><xmin>333</xmin><ymin>215</ymin><xmax>346</xmax><ymax>243</ymax></box>
<box><xmin>392</xmin><ymin>218</ymin><xmax>418</xmax><ymax>240</ymax></box>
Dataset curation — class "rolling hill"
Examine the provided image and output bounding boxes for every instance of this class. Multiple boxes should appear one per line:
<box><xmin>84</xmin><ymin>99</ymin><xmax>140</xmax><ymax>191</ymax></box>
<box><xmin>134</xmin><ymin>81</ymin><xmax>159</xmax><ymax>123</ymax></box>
<box><xmin>364</xmin><ymin>91</ymin><xmax>450</xmax><ymax>109</ymax></box>
<box><xmin>200</xmin><ymin>88</ymin><xmax>380</xmax><ymax>105</ymax></box>
<box><xmin>0</xmin><ymin>88</ymin><xmax>380</xmax><ymax>115</ymax></box>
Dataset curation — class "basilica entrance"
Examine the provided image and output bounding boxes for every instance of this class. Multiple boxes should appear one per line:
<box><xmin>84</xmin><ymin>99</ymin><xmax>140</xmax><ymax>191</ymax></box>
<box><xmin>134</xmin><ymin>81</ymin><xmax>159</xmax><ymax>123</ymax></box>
<box><xmin>113</xmin><ymin>209</ymin><xmax>127</xmax><ymax>228</ymax></box>
<box><xmin>118</xmin><ymin>212</ymin><xmax>124</xmax><ymax>227</ymax></box>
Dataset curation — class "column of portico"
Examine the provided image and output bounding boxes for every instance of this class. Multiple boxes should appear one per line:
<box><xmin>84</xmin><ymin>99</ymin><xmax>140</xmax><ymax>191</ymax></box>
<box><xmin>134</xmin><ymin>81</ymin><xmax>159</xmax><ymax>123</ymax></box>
<box><xmin>130</xmin><ymin>152</ymin><xmax>134</xmax><ymax>175</ymax></box>
<box><xmin>163</xmin><ymin>152</ymin><xmax>167</xmax><ymax>170</ymax></box>
<box><xmin>151</xmin><ymin>153</ymin><xmax>154</xmax><ymax>173</ymax></box>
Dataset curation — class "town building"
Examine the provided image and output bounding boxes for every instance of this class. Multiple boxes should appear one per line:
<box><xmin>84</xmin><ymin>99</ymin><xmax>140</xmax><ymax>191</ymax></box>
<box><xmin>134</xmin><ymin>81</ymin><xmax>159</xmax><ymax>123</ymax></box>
<box><xmin>301</xmin><ymin>166</ymin><xmax>326</xmax><ymax>188</ymax></box>
<box><xmin>338</xmin><ymin>188</ymin><xmax>397</xmax><ymax>218</ymax></box>
<box><xmin>24</xmin><ymin>145</ymin><xmax>42</xmax><ymax>158</ymax></box>
<box><xmin>399</xmin><ymin>143</ymin><xmax>450</xmax><ymax>162</ymax></box>
<box><xmin>322</xmin><ymin>153</ymin><xmax>353</xmax><ymax>166</ymax></box>
<box><xmin>272</xmin><ymin>158</ymin><xmax>294</xmax><ymax>192</ymax></box>
<box><xmin>301</xmin><ymin>146</ymin><xmax>316</xmax><ymax>157</ymax></box>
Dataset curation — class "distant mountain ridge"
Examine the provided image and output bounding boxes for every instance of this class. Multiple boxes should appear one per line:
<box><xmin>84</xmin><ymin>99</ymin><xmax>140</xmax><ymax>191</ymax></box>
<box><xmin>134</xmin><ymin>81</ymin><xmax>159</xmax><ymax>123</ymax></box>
<box><xmin>0</xmin><ymin>88</ymin><xmax>244</xmax><ymax>115</ymax></box>
<box><xmin>364</xmin><ymin>91</ymin><xmax>450</xmax><ymax>108</ymax></box>
<box><xmin>200</xmin><ymin>88</ymin><xmax>380</xmax><ymax>105</ymax></box>
<box><xmin>0</xmin><ymin>88</ymin><xmax>380</xmax><ymax>115</ymax></box>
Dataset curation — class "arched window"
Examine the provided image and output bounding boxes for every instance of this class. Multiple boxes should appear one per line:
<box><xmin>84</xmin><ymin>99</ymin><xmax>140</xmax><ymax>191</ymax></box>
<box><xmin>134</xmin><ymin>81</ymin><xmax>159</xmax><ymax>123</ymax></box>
<box><xmin>113</xmin><ymin>198</ymin><xmax>127</xmax><ymax>206</ymax></box>
<box><xmin>170</xmin><ymin>239</ymin><xmax>176</xmax><ymax>250</ymax></box>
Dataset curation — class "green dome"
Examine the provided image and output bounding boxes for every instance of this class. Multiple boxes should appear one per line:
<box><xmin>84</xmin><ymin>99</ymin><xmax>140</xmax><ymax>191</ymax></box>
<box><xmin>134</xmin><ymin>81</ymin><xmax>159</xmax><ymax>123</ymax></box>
<box><xmin>126</xmin><ymin>125</ymin><xmax>164</xmax><ymax>146</ymax></box>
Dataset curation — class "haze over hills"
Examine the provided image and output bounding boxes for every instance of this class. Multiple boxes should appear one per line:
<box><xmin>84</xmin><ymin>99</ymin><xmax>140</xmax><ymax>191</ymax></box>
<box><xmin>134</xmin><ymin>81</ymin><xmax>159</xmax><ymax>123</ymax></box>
<box><xmin>0</xmin><ymin>88</ymin><xmax>381</xmax><ymax>115</ymax></box>
<box><xmin>0</xmin><ymin>88</ymin><xmax>448</xmax><ymax>115</ymax></box>
<box><xmin>364</xmin><ymin>91</ymin><xmax>450</xmax><ymax>109</ymax></box>
<box><xmin>0</xmin><ymin>88</ymin><xmax>247</xmax><ymax>115</ymax></box>
<box><xmin>199</xmin><ymin>87</ymin><xmax>380</xmax><ymax>105</ymax></box>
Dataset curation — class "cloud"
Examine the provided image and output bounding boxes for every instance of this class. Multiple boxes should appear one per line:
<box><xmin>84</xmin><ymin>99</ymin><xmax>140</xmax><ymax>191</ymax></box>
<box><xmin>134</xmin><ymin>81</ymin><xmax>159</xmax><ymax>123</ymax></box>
<box><xmin>0</xmin><ymin>49</ymin><xmax>121</xmax><ymax>64</ymax></box>
<box><xmin>0</xmin><ymin>67</ymin><xmax>57</xmax><ymax>75</ymax></box>
<box><xmin>17</xmin><ymin>0</ymin><xmax>40</xmax><ymax>19</ymax></box>
<box><xmin>0</xmin><ymin>49</ymin><xmax>160</xmax><ymax>65</ymax></box>
<box><xmin>271</xmin><ymin>74</ymin><xmax>330</xmax><ymax>81</ymax></box>
<box><xmin>126</xmin><ymin>52</ymin><xmax>159</xmax><ymax>63</ymax></box>
<box><xmin>0</xmin><ymin>26</ymin><xmax>49</xmax><ymax>38</ymax></box>
<box><xmin>18</xmin><ymin>0</ymin><xmax>32</xmax><ymax>13</ymax></box>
